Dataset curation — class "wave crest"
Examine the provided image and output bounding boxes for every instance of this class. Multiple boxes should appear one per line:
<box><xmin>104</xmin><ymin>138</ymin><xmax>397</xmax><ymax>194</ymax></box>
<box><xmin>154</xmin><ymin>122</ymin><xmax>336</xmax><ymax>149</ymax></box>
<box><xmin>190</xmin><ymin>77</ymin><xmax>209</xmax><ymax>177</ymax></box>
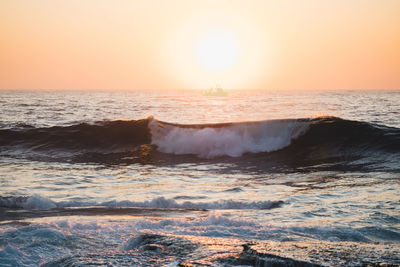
<box><xmin>0</xmin><ymin>116</ymin><xmax>399</xmax><ymax>165</ymax></box>
<box><xmin>149</xmin><ymin>118</ymin><xmax>310</xmax><ymax>158</ymax></box>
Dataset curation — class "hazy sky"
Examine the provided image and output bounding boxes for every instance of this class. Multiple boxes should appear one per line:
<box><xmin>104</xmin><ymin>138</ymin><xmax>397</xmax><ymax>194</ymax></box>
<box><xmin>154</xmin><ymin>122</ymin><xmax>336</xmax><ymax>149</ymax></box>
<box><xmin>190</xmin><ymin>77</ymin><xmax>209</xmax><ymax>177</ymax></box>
<box><xmin>1</xmin><ymin>0</ymin><xmax>399</xmax><ymax>90</ymax></box>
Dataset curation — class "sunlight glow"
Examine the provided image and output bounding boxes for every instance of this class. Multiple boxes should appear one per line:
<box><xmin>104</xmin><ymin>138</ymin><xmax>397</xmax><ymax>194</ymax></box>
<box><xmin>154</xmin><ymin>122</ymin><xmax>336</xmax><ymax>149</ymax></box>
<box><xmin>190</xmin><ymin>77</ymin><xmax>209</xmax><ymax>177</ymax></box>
<box><xmin>195</xmin><ymin>30</ymin><xmax>240</xmax><ymax>73</ymax></box>
<box><xmin>164</xmin><ymin>11</ymin><xmax>268</xmax><ymax>90</ymax></box>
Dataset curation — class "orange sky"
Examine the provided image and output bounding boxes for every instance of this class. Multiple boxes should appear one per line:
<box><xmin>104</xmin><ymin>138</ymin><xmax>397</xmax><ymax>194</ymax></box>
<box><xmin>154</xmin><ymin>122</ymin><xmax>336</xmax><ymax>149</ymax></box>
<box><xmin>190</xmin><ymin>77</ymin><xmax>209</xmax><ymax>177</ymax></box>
<box><xmin>1</xmin><ymin>0</ymin><xmax>399</xmax><ymax>90</ymax></box>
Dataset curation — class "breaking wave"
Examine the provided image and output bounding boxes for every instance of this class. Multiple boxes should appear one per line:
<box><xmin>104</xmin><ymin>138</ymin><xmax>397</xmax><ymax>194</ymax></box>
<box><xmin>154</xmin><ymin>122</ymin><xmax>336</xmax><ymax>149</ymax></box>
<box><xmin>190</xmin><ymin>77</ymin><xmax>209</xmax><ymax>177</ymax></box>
<box><xmin>0</xmin><ymin>116</ymin><xmax>399</xmax><ymax>162</ymax></box>
<box><xmin>149</xmin><ymin>118</ymin><xmax>310</xmax><ymax>158</ymax></box>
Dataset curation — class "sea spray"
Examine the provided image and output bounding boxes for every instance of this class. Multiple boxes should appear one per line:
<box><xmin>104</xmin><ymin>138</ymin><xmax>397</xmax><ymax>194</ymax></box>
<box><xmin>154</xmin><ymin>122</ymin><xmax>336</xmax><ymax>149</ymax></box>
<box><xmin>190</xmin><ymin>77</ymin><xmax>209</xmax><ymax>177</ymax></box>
<box><xmin>149</xmin><ymin>118</ymin><xmax>310</xmax><ymax>158</ymax></box>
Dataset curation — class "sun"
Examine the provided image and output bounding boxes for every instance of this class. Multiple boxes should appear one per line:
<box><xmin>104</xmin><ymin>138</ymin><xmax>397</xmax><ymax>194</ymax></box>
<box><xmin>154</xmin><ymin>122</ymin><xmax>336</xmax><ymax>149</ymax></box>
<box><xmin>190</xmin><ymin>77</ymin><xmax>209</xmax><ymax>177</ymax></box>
<box><xmin>163</xmin><ymin>11</ymin><xmax>268</xmax><ymax>89</ymax></box>
<box><xmin>194</xmin><ymin>29</ymin><xmax>240</xmax><ymax>74</ymax></box>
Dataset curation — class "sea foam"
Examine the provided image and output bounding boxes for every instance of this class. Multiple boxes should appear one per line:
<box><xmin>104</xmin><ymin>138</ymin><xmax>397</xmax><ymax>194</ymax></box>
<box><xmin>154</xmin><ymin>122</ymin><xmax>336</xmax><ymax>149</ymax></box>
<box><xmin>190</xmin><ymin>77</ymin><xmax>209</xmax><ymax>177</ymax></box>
<box><xmin>0</xmin><ymin>195</ymin><xmax>283</xmax><ymax>210</ymax></box>
<box><xmin>149</xmin><ymin>118</ymin><xmax>310</xmax><ymax>158</ymax></box>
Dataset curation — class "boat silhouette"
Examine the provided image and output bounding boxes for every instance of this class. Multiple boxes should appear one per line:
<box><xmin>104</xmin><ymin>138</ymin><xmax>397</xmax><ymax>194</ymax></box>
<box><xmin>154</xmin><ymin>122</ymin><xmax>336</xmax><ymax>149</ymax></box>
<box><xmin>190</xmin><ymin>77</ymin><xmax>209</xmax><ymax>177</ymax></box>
<box><xmin>202</xmin><ymin>87</ymin><xmax>228</xmax><ymax>97</ymax></box>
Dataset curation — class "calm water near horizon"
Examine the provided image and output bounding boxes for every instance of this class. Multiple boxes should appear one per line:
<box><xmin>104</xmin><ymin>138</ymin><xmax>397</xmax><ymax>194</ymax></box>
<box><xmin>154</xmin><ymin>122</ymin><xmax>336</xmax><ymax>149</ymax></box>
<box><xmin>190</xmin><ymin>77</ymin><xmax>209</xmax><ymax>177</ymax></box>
<box><xmin>0</xmin><ymin>89</ymin><xmax>399</xmax><ymax>266</ymax></box>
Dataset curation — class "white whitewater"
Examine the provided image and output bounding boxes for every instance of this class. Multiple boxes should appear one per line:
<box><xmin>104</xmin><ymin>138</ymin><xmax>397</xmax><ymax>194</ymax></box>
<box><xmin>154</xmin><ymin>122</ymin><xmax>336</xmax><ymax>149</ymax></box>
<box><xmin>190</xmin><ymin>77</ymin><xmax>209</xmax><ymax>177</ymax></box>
<box><xmin>149</xmin><ymin>118</ymin><xmax>310</xmax><ymax>158</ymax></box>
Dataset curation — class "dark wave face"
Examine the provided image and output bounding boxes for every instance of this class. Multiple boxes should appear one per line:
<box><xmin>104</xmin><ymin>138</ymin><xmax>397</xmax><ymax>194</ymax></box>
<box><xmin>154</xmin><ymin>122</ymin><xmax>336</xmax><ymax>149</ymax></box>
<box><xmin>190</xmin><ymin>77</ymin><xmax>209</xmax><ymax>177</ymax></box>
<box><xmin>273</xmin><ymin>117</ymin><xmax>400</xmax><ymax>172</ymax></box>
<box><xmin>0</xmin><ymin>117</ymin><xmax>399</xmax><ymax>170</ymax></box>
<box><xmin>0</xmin><ymin>119</ymin><xmax>151</xmax><ymax>150</ymax></box>
<box><xmin>0</xmin><ymin>119</ymin><xmax>152</xmax><ymax>163</ymax></box>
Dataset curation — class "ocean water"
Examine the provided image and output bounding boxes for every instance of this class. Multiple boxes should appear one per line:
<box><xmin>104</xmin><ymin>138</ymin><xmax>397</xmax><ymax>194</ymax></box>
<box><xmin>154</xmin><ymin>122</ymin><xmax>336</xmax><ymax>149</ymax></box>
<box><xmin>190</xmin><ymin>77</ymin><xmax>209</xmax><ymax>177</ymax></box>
<box><xmin>0</xmin><ymin>89</ymin><xmax>399</xmax><ymax>266</ymax></box>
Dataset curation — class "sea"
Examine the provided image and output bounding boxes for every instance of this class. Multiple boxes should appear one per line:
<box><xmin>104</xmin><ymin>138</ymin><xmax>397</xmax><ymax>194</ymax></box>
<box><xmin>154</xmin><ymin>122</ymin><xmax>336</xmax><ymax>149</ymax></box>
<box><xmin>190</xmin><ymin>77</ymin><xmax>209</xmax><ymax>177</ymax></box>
<box><xmin>0</xmin><ymin>89</ymin><xmax>399</xmax><ymax>266</ymax></box>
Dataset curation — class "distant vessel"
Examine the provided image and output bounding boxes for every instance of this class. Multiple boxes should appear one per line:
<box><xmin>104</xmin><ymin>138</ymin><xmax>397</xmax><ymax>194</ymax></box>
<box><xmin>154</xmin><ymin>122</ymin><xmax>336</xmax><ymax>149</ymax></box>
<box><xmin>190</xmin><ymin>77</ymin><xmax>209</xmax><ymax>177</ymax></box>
<box><xmin>202</xmin><ymin>87</ymin><xmax>228</xmax><ymax>97</ymax></box>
